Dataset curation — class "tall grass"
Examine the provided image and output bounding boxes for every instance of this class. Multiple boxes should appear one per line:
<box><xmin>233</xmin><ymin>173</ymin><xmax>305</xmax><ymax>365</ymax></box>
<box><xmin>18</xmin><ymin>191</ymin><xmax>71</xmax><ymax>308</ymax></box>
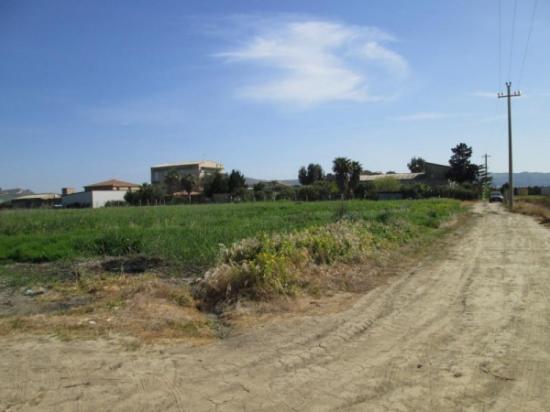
<box><xmin>514</xmin><ymin>196</ymin><xmax>550</xmax><ymax>224</ymax></box>
<box><xmin>0</xmin><ymin>200</ymin><xmax>462</xmax><ymax>267</ymax></box>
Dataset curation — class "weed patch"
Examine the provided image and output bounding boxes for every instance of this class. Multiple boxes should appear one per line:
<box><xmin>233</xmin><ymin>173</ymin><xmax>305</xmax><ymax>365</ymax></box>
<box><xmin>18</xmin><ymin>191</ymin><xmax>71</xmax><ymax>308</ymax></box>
<box><xmin>196</xmin><ymin>200</ymin><xmax>464</xmax><ymax>309</ymax></box>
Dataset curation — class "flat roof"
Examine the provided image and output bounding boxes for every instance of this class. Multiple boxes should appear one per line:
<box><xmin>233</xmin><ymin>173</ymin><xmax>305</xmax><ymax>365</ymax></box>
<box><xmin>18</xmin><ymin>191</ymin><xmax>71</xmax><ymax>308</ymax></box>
<box><xmin>84</xmin><ymin>179</ymin><xmax>140</xmax><ymax>188</ymax></box>
<box><xmin>13</xmin><ymin>193</ymin><xmax>61</xmax><ymax>200</ymax></box>
<box><xmin>424</xmin><ymin>161</ymin><xmax>451</xmax><ymax>169</ymax></box>
<box><xmin>360</xmin><ymin>172</ymin><xmax>425</xmax><ymax>182</ymax></box>
<box><xmin>151</xmin><ymin>160</ymin><xmax>224</xmax><ymax>169</ymax></box>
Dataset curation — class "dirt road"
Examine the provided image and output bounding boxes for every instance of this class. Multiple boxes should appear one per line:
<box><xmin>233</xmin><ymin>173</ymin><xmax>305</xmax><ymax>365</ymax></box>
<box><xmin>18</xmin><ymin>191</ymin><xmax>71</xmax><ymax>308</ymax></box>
<box><xmin>1</xmin><ymin>203</ymin><xmax>550</xmax><ymax>411</ymax></box>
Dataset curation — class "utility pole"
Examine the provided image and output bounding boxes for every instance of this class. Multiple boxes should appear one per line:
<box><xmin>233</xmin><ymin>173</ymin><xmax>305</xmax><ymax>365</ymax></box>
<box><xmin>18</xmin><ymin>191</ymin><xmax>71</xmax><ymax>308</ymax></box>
<box><xmin>498</xmin><ymin>82</ymin><xmax>521</xmax><ymax>209</ymax></box>
<box><xmin>482</xmin><ymin>153</ymin><xmax>491</xmax><ymax>200</ymax></box>
<box><xmin>482</xmin><ymin>153</ymin><xmax>490</xmax><ymax>181</ymax></box>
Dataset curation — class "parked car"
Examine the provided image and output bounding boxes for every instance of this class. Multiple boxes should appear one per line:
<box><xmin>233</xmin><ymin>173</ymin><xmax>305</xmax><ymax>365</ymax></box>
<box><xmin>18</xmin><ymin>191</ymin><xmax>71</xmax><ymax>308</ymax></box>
<box><xmin>489</xmin><ymin>191</ymin><xmax>504</xmax><ymax>203</ymax></box>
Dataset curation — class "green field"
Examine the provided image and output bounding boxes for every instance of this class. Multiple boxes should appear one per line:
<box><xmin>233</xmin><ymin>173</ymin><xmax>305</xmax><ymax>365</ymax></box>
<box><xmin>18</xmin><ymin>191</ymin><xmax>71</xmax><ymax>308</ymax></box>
<box><xmin>0</xmin><ymin>200</ymin><xmax>462</xmax><ymax>268</ymax></box>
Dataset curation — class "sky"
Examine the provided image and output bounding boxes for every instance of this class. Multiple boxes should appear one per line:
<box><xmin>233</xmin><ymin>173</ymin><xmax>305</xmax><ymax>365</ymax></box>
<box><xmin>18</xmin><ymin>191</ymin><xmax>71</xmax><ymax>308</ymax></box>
<box><xmin>1</xmin><ymin>0</ymin><xmax>549</xmax><ymax>193</ymax></box>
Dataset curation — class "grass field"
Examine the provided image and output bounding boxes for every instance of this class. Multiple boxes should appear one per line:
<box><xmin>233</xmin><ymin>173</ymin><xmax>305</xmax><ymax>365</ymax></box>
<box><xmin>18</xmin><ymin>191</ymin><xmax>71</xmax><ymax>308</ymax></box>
<box><xmin>0</xmin><ymin>199</ymin><xmax>462</xmax><ymax>268</ymax></box>
<box><xmin>0</xmin><ymin>199</ymin><xmax>465</xmax><ymax>339</ymax></box>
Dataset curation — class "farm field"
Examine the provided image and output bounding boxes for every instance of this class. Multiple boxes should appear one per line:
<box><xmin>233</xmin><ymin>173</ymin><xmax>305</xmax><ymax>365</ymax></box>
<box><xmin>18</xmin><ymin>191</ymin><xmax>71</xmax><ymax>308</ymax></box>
<box><xmin>0</xmin><ymin>199</ymin><xmax>465</xmax><ymax>342</ymax></box>
<box><xmin>0</xmin><ymin>199</ymin><xmax>462</xmax><ymax>268</ymax></box>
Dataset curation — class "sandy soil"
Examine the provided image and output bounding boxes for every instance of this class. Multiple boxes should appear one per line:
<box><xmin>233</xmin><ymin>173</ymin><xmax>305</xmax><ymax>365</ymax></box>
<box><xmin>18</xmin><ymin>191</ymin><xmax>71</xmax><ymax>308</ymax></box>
<box><xmin>1</xmin><ymin>203</ymin><xmax>549</xmax><ymax>411</ymax></box>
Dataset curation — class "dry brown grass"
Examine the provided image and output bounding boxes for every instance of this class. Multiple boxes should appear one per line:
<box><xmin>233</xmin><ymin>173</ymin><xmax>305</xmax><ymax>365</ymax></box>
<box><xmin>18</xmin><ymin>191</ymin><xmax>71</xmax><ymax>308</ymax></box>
<box><xmin>514</xmin><ymin>201</ymin><xmax>550</xmax><ymax>225</ymax></box>
<box><xmin>0</xmin><ymin>274</ymin><xmax>216</xmax><ymax>343</ymax></box>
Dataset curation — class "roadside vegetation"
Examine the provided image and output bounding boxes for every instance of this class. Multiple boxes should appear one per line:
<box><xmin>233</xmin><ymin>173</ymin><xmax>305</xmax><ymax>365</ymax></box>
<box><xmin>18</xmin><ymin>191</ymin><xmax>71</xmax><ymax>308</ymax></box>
<box><xmin>196</xmin><ymin>199</ymin><xmax>463</xmax><ymax>309</ymax></box>
<box><xmin>514</xmin><ymin>195</ymin><xmax>550</xmax><ymax>224</ymax></box>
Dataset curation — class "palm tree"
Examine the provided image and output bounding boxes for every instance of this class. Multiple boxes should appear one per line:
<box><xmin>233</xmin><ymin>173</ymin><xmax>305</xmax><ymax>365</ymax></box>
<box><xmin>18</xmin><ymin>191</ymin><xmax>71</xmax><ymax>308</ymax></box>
<box><xmin>332</xmin><ymin>157</ymin><xmax>351</xmax><ymax>198</ymax></box>
<box><xmin>181</xmin><ymin>174</ymin><xmax>197</xmax><ymax>204</ymax></box>
<box><xmin>349</xmin><ymin>161</ymin><xmax>363</xmax><ymax>197</ymax></box>
<box><xmin>164</xmin><ymin>169</ymin><xmax>181</xmax><ymax>195</ymax></box>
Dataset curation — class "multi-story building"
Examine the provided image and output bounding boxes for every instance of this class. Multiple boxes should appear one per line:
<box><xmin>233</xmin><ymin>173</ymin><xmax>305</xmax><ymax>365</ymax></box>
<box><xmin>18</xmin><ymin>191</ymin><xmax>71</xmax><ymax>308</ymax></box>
<box><xmin>150</xmin><ymin>160</ymin><xmax>224</xmax><ymax>185</ymax></box>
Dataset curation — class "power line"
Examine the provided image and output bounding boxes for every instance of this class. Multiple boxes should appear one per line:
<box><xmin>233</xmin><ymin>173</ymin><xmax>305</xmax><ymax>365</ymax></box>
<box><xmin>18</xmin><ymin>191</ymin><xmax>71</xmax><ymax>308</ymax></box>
<box><xmin>508</xmin><ymin>0</ymin><xmax>518</xmax><ymax>81</ymax></box>
<box><xmin>518</xmin><ymin>0</ymin><xmax>539</xmax><ymax>88</ymax></box>
<box><xmin>498</xmin><ymin>0</ymin><xmax>502</xmax><ymax>87</ymax></box>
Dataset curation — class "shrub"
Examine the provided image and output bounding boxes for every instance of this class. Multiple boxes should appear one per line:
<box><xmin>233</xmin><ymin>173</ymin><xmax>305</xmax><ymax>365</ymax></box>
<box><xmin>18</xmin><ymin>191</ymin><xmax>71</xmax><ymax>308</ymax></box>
<box><xmin>197</xmin><ymin>220</ymin><xmax>375</xmax><ymax>304</ymax></box>
<box><xmin>104</xmin><ymin>200</ymin><xmax>128</xmax><ymax>208</ymax></box>
<box><xmin>372</xmin><ymin>177</ymin><xmax>401</xmax><ymax>193</ymax></box>
<box><xmin>89</xmin><ymin>231</ymin><xmax>144</xmax><ymax>256</ymax></box>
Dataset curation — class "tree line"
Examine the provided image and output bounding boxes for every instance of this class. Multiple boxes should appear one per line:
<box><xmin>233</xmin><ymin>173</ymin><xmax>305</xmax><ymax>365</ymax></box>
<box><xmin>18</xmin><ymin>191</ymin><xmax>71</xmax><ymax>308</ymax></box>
<box><xmin>123</xmin><ymin>142</ymin><xmax>490</xmax><ymax>206</ymax></box>
<box><xmin>124</xmin><ymin>169</ymin><xmax>247</xmax><ymax>206</ymax></box>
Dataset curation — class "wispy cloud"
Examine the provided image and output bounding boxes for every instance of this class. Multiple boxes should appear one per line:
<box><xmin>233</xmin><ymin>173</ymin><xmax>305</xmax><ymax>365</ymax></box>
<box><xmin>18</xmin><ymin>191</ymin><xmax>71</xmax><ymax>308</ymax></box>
<box><xmin>215</xmin><ymin>17</ymin><xmax>409</xmax><ymax>105</ymax></box>
<box><xmin>390</xmin><ymin>112</ymin><xmax>455</xmax><ymax>121</ymax></box>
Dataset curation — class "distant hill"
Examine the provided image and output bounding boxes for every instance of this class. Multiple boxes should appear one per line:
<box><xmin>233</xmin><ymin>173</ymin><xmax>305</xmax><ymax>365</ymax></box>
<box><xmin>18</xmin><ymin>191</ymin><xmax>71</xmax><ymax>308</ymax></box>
<box><xmin>490</xmin><ymin>173</ymin><xmax>550</xmax><ymax>188</ymax></box>
<box><xmin>0</xmin><ymin>188</ymin><xmax>34</xmax><ymax>204</ymax></box>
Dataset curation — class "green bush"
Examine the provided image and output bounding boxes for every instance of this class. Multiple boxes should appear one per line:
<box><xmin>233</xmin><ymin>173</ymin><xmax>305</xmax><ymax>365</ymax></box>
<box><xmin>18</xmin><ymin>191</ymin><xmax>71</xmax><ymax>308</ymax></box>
<box><xmin>88</xmin><ymin>231</ymin><xmax>144</xmax><ymax>256</ymax></box>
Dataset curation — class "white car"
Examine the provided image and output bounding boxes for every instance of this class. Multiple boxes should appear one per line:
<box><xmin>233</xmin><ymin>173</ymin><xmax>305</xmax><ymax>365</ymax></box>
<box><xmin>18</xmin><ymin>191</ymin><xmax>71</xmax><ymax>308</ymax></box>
<box><xmin>489</xmin><ymin>191</ymin><xmax>504</xmax><ymax>203</ymax></box>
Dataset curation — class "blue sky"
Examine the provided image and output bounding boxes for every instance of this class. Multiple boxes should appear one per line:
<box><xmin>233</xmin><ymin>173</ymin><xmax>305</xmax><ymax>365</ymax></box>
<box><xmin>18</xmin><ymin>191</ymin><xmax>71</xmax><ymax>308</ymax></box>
<box><xmin>1</xmin><ymin>0</ymin><xmax>549</xmax><ymax>192</ymax></box>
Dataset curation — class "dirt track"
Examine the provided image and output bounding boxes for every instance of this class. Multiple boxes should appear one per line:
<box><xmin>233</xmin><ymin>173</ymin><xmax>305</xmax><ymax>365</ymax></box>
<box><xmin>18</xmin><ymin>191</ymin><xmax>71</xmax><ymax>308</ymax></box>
<box><xmin>1</xmin><ymin>203</ymin><xmax>550</xmax><ymax>411</ymax></box>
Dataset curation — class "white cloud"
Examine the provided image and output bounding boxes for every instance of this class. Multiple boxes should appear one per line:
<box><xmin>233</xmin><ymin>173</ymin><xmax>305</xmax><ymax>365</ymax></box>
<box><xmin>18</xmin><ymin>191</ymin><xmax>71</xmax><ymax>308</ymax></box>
<box><xmin>360</xmin><ymin>41</ymin><xmax>408</xmax><ymax>78</ymax></box>
<box><xmin>216</xmin><ymin>18</ymin><xmax>409</xmax><ymax>105</ymax></box>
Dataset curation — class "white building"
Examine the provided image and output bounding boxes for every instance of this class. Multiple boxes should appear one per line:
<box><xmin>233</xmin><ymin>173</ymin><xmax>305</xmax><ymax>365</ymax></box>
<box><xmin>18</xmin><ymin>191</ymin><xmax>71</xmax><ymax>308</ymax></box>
<box><xmin>62</xmin><ymin>190</ymin><xmax>128</xmax><ymax>208</ymax></box>
<box><xmin>62</xmin><ymin>179</ymin><xmax>139</xmax><ymax>208</ymax></box>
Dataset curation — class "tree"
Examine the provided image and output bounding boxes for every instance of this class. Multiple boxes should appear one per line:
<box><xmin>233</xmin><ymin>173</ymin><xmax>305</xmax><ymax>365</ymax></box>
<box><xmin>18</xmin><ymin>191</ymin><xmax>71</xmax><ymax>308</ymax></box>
<box><xmin>407</xmin><ymin>157</ymin><xmax>426</xmax><ymax>173</ymax></box>
<box><xmin>332</xmin><ymin>157</ymin><xmax>352</xmax><ymax>198</ymax></box>
<box><xmin>447</xmin><ymin>143</ymin><xmax>480</xmax><ymax>184</ymax></box>
<box><xmin>203</xmin><ymin>172</ymin><xmax>229</xmax><ymax>197</ymax></box>
<box><xmin>228</xmin><ymin>169</ymin><xmax>246</xmax><ymax>194</ymax></box>
<box><xmin>298</xmin><ymin>166</ymin><xmax>308</xmax><ymax>185</ymax></box>
<box><xmin>298</xmin><ymin>163</ymin><xmax>325</xmax><ymax>185</ymax></box>
<box><xmin>125</xmin><ymin>183</ymin><xmax>166</xmax><ymax>206</ymax></box>
<box><xmin>349</xmin><ymin>161</ymin><xmax>363</xmax><ymax>196</ymax></box>
<box><xmin>181</xmin><ymin>174</ymin><xmax>197</xmax><ymax>203</ymax></box>
<box><xmin>164</xmin><ymin>169</ymin><xmax>181</xmax><ymax>194</ymax></box>
<box><xmin>307</xmin><ymin>163</ymin><xmax>324</xmax><ymax>183</ymax></box>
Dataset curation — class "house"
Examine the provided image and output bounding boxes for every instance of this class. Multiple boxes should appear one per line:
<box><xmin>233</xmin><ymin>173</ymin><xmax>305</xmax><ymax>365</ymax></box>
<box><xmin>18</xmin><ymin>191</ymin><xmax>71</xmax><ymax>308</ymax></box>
<box><xmin>83</xmin><ymin>179</ymin><xmax>140</xmax><ymax>192</ymax></box>
<box><xmin>10</xmin><ymin>193</ymin><xmax>61</xmax><ymax>208</ymax></box>
<box><xmin>360</xmin><ymin>162</ymin><xmax>451</xmax><ymax>186</ymax></box>
<box><xmin>514</xmin><ymin>187</ymin><xmax>529</xmax><ymax>196</ymax></box>
<box><xmin>62</xmin><ymin>178</ymin><xmax>140</xmax><ymax>208</ymax></box>
<box><xmin>151</xmin><ymin>161</ymin><xmax>224</xmax><ymax>185</ymax></box>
